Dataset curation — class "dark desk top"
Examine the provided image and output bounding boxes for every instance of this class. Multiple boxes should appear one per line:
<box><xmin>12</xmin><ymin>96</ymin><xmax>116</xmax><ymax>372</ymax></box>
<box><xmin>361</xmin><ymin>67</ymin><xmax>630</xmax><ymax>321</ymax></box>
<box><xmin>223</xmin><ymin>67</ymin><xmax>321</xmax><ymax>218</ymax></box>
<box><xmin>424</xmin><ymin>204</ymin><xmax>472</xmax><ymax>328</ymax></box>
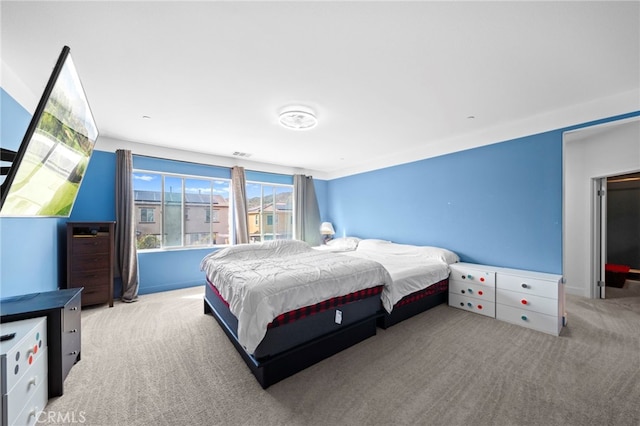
<box><xmin>0</xmin><ymin>288</ymin><xmax>82</xmax><ymax>319</ymax></box>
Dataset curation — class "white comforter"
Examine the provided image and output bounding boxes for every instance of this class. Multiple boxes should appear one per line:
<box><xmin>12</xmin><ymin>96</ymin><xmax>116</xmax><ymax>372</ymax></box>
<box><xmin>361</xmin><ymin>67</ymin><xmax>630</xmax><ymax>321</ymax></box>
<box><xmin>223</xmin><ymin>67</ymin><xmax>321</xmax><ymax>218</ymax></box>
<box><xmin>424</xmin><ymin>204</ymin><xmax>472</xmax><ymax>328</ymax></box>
<box><xmin>200</xmin><ymin>240</ymin><xmax>391</xmax><ymax>355</ymax></box>
<box><xmin>343</xmin><ymin>239</ymin><xmax>458</xmax><ymax>312</ymax></box>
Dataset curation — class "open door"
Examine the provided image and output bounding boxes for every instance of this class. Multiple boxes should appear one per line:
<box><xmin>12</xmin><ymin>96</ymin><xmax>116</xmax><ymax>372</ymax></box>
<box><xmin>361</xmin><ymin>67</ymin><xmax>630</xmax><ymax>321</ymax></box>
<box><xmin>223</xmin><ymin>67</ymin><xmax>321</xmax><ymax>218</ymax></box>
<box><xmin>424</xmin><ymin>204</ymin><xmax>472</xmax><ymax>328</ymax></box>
<box><xmin>594</xmin><ymin>178</ymin><xmax>607</xmax><ymax>299</ymax></box>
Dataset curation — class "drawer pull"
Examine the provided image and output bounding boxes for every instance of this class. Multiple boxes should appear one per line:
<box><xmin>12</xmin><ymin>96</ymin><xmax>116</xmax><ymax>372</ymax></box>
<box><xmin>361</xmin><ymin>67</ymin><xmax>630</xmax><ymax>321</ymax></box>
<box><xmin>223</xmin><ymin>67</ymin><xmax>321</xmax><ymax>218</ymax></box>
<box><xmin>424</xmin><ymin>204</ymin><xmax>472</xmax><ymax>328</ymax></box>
<box><xmin>28</xmin><ymin>376</ymin><xmax>38</xmax><ymax>388</ymax></box>
<box><xmin>28</xmin><ymin>407</ymin><xmax>40</xmax><ymax>420</ymax></box>
<box><xmin>521</xmin><ymin>299</ymin><xmax>528</xmax><ymax>305</ymax></box>
<box><xmin>521</xmin><ymin>283</ymin><xmax>529</xmax><ymax>289</ymax></box>
<box><xmin>521</xmin><ymin>315</ymin><xmax>528</xmax><ymax>321</ymax></box>
<box><xmin>70</xmin><ymin>307</ymin><xmax>78</xmax><ymax>311</ymax></box>
<box><xmin>70</xmin><ymin>329</ymin><xmax>78</xmax><ymax>333</ymax></box>
<box><xmin>467</xmin><ymin>288</ymin><xmax>473</xmax><ymax>294</ymax></box>
<box><xmin>478</xmin><ymin>290</ymin><xmax>484</xmax><ymax>296</ymax></box>
<box><xmin>70</xmin><ymin>351</ymin><xmax>78</xmax><ymax>356</ymax></box>
<box><xmin>461</xmin><ymin>289</ymin><xmax>466</xmax><ymax>294</ymax></box>
<box><xmin>479</xmin><ymin>277</ymin><xmax>485</xmax><ymax>282</ymax></box>
<box><xmin>477</xmin><ymin>305</ymin><xmax>483</xmax><ymax>310</ymax></box>
<box><xmin>467</xmin><ymin>302</ymin><xmax>473</xmax><ymax>308</ymax></box>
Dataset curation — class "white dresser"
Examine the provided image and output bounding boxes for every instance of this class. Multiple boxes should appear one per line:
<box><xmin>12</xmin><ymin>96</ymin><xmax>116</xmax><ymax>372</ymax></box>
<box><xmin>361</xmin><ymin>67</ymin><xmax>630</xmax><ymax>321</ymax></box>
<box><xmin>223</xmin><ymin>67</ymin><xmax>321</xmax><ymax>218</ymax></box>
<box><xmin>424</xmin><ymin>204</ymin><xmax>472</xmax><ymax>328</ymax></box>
<box><xmin>448</xmin><ymin>263</ymin><xmax>497</xmax><ymax>318</ymax></box>
<box><xmin>1</xmin><ymin>317</ymin><xmax>48</xmax><ymax>426</ymax></box>
<box><xmin>494</xmin><ymin>267</ymin><xmax>565</xmax><ymax>336</ymax></box>
<box><xmin>449</xmin><ymin>262</ymin><xmax>565</xmax><ymax>336</ymax></box>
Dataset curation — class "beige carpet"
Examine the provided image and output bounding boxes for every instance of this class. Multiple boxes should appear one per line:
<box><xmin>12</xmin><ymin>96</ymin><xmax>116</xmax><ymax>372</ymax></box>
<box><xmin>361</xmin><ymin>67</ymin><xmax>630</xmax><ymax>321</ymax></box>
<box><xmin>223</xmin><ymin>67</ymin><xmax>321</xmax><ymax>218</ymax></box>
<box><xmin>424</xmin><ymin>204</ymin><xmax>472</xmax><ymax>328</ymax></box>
<box><xmin>41</xmin><ymin>285</ymin><xmax>640</xmax><ymax>426</ymax></box>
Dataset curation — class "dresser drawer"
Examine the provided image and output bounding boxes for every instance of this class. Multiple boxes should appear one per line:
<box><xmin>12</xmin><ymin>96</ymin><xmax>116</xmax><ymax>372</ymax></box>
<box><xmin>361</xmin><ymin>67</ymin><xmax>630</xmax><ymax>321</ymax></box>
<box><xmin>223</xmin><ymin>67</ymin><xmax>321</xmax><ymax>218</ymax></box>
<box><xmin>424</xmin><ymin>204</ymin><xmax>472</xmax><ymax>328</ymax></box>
<box><xmin>71</xmin><ymin>236</ymin><xmax>111</xmax><ymax>254</ymax></box>
<box><xmin>9</xmin><ymin>375</ymin><xmax>48</xmax><ymax>426</ymax></box>
<box><xmin>449</xmin><ymin>293</ymin><xmax>495</xmax><ymax>318</ymax></box>
<box><xmin>496</xmin><ymin>289</ymin><xmax>558</xmax><ymax>316</ymax></box>
<box><xmin>496</xmin><ymin>304</ymin><xmax>561</xmax><ymax>335</ymax></box>
<box><xmin>449</xmin><ymin>263</ymin><xmax>496</xmax><ymax>287</ymax></box>
<box><xmin>70</xmin><ymin>253</ymin><xmax>110</xmax><ymax>272</ymax></box>
<box><xmin>449</xmin><ymin>280</ymin><xmax>495</xmax><ymax>301</ymax></box>
<box><xmin>69</xmin><ymin>270</ymin><xmax>110</xmax><ymax>288</ymax></box>
<box><xmin>61</xmin><ymin>294</ymin><xmax>81</xmax><ymax>381</ymax></box>
<box><xmin>5</xmin><ymin>348</ymin><xmax>48</xmax><ymax>426</ymax></box>
<box><xmin>496</xmin><ymin>273</ymin><xmax>560</xmax><ymax>299</ymax></box>
<box><xmin>1</xmin><ymin>318</ymin><xmax>47</xmax><ymax>394</ymax></box>
<box><xmin>81</xmin><ymin>285</ymin><xmax>110</xmax><ymax>306</ymax></box>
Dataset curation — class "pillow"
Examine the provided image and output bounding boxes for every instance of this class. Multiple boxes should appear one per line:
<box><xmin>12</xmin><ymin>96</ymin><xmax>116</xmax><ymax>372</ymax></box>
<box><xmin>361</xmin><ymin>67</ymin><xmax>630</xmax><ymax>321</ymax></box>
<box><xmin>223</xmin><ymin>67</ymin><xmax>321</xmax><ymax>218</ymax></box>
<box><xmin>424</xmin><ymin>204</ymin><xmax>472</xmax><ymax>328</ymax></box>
<box><xmin>356</xmin><ymin>239</ymin><xmax>459</xmax><ymax>264</ymax></box>
<box><xmin>325</xmin><ymin>237</ymin><xmax>361</xmax><ymax>251</ymax></box>
<box><xmin>417</xmin><ymin>246</ymin><xmax>460</xmax><ymax>264</ymax></box>
<box><xmin>355</xmin><ymin>239</ymin><xmax>392</xmax><ymax>251</ymax></box>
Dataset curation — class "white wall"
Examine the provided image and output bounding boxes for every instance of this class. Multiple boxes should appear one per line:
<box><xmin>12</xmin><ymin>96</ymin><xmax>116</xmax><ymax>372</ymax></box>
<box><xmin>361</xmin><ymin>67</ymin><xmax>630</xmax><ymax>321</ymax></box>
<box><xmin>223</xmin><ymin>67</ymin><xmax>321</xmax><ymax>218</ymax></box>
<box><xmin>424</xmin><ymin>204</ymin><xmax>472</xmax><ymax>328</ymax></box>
<box><xmin>563</xmin><ymin>118</ymin><xmax>640</xmax><ymax>297</ymax></box>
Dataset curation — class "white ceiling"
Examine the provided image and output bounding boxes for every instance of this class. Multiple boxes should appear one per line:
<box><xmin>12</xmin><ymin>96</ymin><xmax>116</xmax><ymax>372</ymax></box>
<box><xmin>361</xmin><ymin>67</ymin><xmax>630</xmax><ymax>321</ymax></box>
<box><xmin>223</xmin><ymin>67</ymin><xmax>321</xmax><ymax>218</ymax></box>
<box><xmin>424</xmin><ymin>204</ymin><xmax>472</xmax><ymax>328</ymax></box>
<box><xmin>2</xmin><ymin>1</ymin><xmax>639</xmax><ymax>179</ymax></box>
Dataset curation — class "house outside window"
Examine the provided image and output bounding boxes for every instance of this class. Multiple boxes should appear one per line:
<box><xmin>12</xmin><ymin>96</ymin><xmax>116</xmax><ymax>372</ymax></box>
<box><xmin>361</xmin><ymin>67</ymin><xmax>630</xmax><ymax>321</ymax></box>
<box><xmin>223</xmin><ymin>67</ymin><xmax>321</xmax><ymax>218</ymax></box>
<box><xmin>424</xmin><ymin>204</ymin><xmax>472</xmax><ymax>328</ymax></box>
<box><xmin>246</xmin><ymin>182</ymin><xmax>293</xmax><ymax>243</ymax></box>
<box><xmin>133</xmin><ymin>171</ymin><xmax>231</xmax><ymax>249</ymax></box>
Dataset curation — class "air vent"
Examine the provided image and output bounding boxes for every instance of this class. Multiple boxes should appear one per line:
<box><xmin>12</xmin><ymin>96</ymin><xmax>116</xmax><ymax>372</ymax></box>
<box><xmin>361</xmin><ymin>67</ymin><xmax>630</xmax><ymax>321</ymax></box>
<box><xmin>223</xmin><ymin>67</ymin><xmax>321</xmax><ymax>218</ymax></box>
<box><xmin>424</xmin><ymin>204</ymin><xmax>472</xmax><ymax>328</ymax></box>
<box><xmin>232</xmin><ymin>152</ymin><xmax>252</xmax><ymax>158</ymax></box>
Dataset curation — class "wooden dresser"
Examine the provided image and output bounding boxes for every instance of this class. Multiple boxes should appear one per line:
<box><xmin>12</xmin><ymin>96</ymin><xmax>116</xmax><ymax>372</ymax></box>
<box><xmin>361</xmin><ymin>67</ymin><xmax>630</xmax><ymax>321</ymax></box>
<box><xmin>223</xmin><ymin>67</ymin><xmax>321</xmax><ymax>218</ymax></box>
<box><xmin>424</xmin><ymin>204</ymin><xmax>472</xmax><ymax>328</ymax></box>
<box><xmin>66</xmin><ymin>222</ymin><xmax>115</xmax><ymax>307</ymax></box>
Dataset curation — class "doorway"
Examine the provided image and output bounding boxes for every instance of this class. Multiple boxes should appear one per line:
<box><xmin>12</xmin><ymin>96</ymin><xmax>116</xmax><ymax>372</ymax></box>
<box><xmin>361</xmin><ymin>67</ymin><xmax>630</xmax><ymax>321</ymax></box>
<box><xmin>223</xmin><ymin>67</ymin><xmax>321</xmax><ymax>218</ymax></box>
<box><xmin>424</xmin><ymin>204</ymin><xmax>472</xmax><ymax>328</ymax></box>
<box><xmin>563</xmin><ymin>116</ymin><xmax>640</xmax><ymax>298</ymax></box>
<box><xmin>595</xmin><ymin>171</ymin><xmax>640</xmax><ymax>299</ymax></box>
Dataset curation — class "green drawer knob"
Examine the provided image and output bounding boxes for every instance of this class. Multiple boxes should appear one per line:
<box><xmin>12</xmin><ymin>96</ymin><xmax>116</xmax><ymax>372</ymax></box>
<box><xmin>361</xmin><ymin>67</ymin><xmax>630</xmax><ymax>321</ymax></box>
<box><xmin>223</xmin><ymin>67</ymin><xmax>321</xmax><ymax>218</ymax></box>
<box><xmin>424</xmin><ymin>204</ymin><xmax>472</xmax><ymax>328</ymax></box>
<box><xmin>521</xmin><ymin>315</ymin><xmax>528</xmax><ymax>321</ymax></box>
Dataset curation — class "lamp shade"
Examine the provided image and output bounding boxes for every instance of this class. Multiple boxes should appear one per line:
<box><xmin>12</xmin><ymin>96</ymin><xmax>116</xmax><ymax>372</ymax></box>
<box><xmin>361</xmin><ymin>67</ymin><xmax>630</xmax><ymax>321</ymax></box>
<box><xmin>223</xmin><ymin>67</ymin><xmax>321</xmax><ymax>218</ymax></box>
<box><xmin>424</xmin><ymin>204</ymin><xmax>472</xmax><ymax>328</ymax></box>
<box><xmin>320</xmin><ymin>222</ymin><xmax>335</xmax><ymax>235</ymax></box>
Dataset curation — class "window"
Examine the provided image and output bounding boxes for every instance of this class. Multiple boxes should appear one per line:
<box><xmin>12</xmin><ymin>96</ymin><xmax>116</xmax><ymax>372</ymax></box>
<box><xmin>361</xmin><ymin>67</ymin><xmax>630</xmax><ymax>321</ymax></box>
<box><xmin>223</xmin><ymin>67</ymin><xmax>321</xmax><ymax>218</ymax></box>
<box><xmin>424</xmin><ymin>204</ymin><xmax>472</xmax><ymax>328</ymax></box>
<box><xmin>246</xmin><ymin>181</ymin><xmax>293</xmax><ymax>243</ymax></box>
<box><xmin>140</xmin><ymin>208</ymin><xmax>155</xmax><ymax>223</ymax></box>
<box><xmin>133</xmin><ymin>171</ymin><xmax>231</xmax><ymax>249</ymax></box>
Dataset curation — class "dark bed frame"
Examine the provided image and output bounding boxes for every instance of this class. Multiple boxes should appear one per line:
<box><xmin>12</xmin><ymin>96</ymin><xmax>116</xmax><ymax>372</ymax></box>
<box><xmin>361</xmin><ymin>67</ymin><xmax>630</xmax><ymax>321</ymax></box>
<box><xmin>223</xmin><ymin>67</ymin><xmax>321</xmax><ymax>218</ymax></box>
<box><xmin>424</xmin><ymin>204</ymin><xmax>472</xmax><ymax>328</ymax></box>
<box><xmin>377</xmin><ymin>278</ymin><xmax>449</xmax><ymax>329</ymax></box>
<box><xmin>203</xmin><ymin>278</ymin><xmax>449</xmax><ymax>388</ymax></box>
<box><xmin>204</xmin><ymin>285</ymin><xmax>382</xmax><ymax>389</ymax></box>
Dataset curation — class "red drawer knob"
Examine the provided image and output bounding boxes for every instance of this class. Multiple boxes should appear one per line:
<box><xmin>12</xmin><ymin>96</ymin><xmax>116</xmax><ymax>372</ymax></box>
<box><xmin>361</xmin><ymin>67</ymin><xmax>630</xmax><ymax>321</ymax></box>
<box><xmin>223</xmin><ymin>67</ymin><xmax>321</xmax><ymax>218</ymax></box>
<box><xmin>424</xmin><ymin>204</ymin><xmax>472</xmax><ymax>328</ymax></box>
<box><xmin>478</xmin><ymin>290</ymin><xmax>484</xmax><ymax>296</ymax></box>
<box><xmin>521</xmin><ymin>299</ymin><xmax>528</xmax><ymax>305</ymax></box>
<box><xmin>480</xmin><ymin>277</ymin><xmax>485</xmax><ymax>282</ymax></box>
<box><xmin>477</xmin><ymin>305</ymin><xmax>483</xmax><ymax>310</ymax></box>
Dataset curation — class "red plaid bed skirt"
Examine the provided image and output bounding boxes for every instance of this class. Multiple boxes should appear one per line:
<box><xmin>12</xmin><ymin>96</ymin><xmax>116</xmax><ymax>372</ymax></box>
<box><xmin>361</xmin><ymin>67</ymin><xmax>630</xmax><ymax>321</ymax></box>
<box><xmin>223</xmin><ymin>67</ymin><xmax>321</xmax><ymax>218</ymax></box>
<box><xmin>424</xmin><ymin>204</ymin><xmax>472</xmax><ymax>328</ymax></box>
<box><xmin>206</xmin><ymin>278</ymin><xmax>383</xmax><ymax>329</ymax></box>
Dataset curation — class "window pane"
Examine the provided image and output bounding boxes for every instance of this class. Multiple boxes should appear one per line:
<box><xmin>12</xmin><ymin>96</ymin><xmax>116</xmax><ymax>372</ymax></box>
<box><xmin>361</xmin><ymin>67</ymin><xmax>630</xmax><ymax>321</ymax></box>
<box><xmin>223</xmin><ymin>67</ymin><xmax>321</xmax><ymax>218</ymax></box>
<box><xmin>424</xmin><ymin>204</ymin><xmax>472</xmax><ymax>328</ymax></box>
<box><xmin>133</xmin><ymin>172</ymin><xmax>162</xmax><ymax>249</ymax></box>
<box><xmin>275</xmin><ymin>186</ymin><xmax>293</xmax><ymax>240</ymax></box>
<box><xmin>184</xmin><ymin>178</ymin><xmax>211</xmax><ymax>246</ymax></box>
<box><xmin>246</xmin><ymin>182</ymin><xmax>293</xmax><ymax>243</ymax></box>
<box><xmin>212</xmin><ymin>179</ymin><xmax>231</xmax><ymax>245</ymax></box>
<box><xmin>164</xmin><ymin>176</ymin><xmax>183</xmax><ymax>247</ymax></box>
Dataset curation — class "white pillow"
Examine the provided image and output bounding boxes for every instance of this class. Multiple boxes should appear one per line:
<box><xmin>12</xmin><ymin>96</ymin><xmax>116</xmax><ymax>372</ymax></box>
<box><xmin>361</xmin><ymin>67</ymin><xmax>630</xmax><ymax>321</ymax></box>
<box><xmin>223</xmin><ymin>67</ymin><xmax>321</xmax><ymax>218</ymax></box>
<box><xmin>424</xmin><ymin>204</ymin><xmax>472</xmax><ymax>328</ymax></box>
<box><xmin>325</xmin><ymin>237</ymin><xmax>361</xmax><ymax>251</ymax></box>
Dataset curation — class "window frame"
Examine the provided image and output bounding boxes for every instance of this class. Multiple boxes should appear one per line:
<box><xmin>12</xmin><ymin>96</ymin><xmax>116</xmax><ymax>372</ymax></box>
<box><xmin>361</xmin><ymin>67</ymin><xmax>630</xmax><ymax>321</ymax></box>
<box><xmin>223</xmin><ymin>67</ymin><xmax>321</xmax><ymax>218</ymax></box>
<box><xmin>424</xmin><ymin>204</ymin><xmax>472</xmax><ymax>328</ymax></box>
<box><xmin>133</xmin><ymin>168</ymin><xmax>232</xmax><ymax>251</ymax></box>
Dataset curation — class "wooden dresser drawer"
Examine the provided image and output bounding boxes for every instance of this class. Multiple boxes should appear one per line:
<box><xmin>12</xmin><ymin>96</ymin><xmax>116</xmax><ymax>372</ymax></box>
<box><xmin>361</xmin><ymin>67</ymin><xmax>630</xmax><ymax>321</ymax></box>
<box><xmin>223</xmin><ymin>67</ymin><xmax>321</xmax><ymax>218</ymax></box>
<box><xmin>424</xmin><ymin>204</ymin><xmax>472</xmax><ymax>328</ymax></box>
<box><xmin>71</xmin><ymin>236</ymin><xmax>111</xmax><ymax>254</ymax></box>
<box><xmin>70</xmin><ymin>253</ymin><xmax>110</xmax><ymax>272</ymax></box>
<box><xmin>62</xmin><ymin>294</ymin><xmax>81</xmax><ymax>381</ymax></box>
<box><xmin>69</xmin><ymin>270</ymin><xmax>110</xmax><ymax>288</ymax></box>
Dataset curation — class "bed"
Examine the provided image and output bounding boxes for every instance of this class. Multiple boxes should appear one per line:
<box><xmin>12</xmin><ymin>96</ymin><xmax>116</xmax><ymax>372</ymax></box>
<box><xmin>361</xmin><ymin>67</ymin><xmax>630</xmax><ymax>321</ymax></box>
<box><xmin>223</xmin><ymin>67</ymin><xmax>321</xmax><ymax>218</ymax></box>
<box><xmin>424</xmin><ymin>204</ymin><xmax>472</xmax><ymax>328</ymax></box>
<box><xmin>200</xmin><ymin>239</ymin><xmax>392</xmax><ymax>388</ymax></box>
<box><xmin>324</xmin><ymin>238</ymin><xmax>459</xmax><ymax>328</ymax></box>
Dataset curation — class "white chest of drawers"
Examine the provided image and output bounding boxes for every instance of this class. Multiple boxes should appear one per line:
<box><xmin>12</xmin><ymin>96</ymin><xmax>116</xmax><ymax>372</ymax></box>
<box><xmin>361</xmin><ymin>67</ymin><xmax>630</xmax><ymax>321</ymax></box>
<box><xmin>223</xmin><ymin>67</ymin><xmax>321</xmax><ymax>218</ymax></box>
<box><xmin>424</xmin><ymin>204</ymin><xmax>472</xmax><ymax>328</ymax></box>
<box><xmin>448</xmin><ymin>263</ymin><xmax>497</xmax><ymax>318</ymax></box>
<box><xmin>448</xmin><ymin>262</ymin><xmax>565</xmax><ymax>336</ymax></box>
<box><xmin>495</xmin><ymin>268</ymin><xmax>565</xmax><ymax>336</ymax></box>
<box><xmin>1</xmin><ymin>317</ymin><xmax>48</xmax><ymax>426</ymax></box>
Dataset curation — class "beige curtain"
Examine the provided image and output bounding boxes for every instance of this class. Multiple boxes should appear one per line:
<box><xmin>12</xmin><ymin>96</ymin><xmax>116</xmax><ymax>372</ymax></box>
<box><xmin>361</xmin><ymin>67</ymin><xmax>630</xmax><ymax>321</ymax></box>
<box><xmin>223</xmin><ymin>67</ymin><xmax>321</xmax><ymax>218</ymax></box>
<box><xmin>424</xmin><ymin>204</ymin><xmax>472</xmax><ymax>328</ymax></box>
<box><xmin>232</xmin><ymin>166</ymin><xmax>249</xmax><ymax>244</ymax></box>
<box><xmin>294</xmin><ymin>174</ymin><xmax>322</xmax><ymax>246</ymax></box>
<box><xmin>115</xmin><ymin>149</ymin><xmax>139</xmax><ymax>302</ymax></box>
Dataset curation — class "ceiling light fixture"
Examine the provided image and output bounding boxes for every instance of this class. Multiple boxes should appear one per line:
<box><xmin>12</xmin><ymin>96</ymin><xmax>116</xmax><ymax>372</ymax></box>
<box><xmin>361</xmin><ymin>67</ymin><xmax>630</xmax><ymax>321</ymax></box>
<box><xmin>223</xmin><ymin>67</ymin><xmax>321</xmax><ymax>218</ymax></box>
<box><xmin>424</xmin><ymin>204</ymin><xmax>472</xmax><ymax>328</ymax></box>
<box><xmin>279</xmin><ymin>106</ymin><xmax>317</xmax><ymax>131</ymax></box>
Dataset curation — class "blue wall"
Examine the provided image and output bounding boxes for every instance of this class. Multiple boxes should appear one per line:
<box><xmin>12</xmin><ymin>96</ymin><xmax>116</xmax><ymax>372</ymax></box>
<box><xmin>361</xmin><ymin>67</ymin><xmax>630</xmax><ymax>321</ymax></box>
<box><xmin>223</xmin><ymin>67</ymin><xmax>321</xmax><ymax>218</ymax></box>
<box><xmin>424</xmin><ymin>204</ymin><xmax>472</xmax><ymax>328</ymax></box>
<box><xmin>328</xmin><ymin>131</ymin><xmax>563</xmax><ymax>273</ymax></box>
